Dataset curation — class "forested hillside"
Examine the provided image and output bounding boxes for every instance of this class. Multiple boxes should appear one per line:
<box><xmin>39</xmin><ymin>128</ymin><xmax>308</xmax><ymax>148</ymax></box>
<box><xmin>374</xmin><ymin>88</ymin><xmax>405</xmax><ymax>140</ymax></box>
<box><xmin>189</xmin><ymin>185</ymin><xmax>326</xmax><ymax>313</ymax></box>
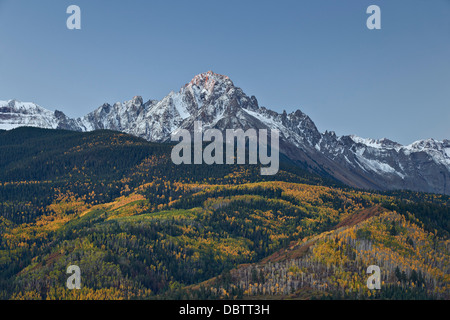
<box><xmin>0</xmin><ymin>128</ymin><xmax>448</xmax><ymax>300</ymax></box>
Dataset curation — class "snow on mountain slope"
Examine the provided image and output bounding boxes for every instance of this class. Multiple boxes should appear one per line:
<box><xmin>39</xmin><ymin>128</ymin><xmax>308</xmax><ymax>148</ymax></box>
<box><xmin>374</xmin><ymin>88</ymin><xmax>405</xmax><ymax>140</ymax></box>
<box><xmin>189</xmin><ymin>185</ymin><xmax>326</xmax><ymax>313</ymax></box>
<box><xmin>1</xmin><ymin>71</ymin><xmax>449</xmax><ymax>195</ymax></box>
<box><xmin>316</xmin><ymin>133</ymin><xmax>450</xmax><ymax>194</ymax></box>
<box><xmin>0</xmin><ymin>100</ymin><xmax>59</xmax><ymax>130</ymax></box>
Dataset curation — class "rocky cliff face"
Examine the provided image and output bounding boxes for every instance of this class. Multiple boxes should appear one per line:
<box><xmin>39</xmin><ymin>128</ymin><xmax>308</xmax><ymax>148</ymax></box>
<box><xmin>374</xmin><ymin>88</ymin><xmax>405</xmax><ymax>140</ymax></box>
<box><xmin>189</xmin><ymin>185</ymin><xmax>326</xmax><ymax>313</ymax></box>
<box><xmin>1</xmin><ymin>71</ymin><xmax>449</xmax><ymax>195</ymax></box>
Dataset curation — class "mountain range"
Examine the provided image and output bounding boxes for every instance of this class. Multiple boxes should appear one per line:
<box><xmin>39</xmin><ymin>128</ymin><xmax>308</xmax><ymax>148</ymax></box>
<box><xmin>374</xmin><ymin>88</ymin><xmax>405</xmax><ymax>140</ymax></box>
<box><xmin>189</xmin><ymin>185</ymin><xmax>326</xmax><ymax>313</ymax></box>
<box><xmin>1</xmin><ymin>71</ymin><xmax>449</xmax><ymax>195</ymax></box>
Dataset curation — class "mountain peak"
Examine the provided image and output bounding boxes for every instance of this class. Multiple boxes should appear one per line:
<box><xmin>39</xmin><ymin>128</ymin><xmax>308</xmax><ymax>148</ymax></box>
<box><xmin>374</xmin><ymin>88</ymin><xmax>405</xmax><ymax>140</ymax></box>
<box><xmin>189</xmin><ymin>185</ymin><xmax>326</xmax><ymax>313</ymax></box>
<box><xmin>184</xmin><ymin>71</ymin><xmax>233</xmax><ymax>92</ymax></box>
<box><xmin>131</xmin><ymin>95</ymin><xmax>143</xmax><ymax>106</ymax></box>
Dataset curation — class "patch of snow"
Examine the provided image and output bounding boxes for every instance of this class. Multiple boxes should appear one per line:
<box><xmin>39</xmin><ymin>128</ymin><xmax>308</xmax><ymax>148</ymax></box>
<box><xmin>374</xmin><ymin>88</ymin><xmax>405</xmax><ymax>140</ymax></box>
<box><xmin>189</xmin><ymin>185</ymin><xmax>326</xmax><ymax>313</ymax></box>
<box><xmin>0</xmin><ymin>123</ymin><xmax>22</xmax><ymax>130</ymax></box>
<box><xmin>243</xmin><ymin>108</ymin><xmax>280</xmax><ymax>130</ymax></box>
<box><xmin>350</xmin><ymin>135</ymin><xmax>384</xmax><ymax>149</ymax></box>
<box><xmin>344</xmin><ymin>155</ymin><xmax>351</xmax><ymax>164</ymax></box>
<box><xmin>171</xmin><ymin>92</ymin><xmax>190</xmax><ymax>119</ymax></box>
<box><xmin>445</xmin><ymin>148</ymin><xmax>450</xmax><ymax>158</ymax></box>
<box><xmin>357</xmin><ymin>156</ymin><xmax>405</xmax><ymax>179</ymax></box>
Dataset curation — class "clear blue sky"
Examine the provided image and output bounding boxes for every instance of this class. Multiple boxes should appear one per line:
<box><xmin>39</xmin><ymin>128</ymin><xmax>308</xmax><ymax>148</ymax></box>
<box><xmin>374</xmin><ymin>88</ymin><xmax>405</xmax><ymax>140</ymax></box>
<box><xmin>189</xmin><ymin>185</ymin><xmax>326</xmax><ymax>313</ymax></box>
<box><xmin>0</xmin><ymin>0</ymin><xmax>449</xmax><ymax>145</ymax></box>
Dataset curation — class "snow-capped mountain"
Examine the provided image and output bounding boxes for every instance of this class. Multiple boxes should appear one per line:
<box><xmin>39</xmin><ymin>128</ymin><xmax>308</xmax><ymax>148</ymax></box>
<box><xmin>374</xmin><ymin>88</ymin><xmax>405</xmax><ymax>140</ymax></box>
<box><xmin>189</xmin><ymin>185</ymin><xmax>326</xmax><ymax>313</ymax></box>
<box><xmin>0</xmin><ymin>99</ymin><xmax>84</xmax><ymax>132</ymax></box>
<box><xmin>1</xmin><ymin>71</ymin><xmax>449</xmax><ymax>195</ymax></box>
